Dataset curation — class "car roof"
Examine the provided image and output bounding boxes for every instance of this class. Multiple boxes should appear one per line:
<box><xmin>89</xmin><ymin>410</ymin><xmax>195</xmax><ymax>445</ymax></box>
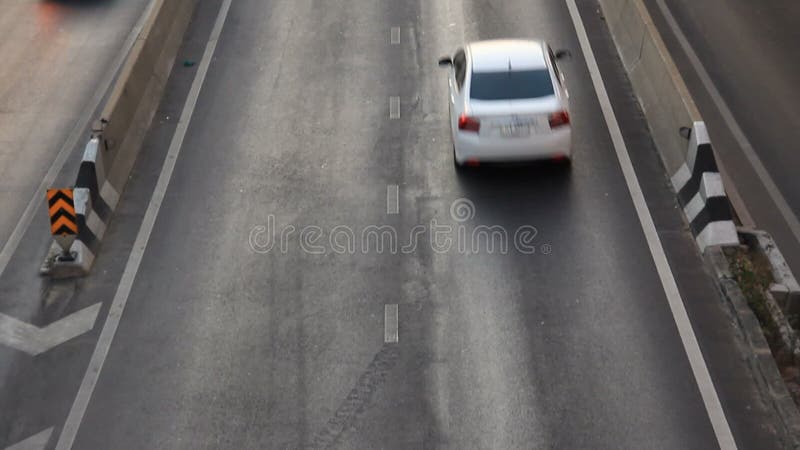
<box><xmin>467</xmin><ymin>40</ymin><xmax>548</xmax><ymax>72</ymax></box>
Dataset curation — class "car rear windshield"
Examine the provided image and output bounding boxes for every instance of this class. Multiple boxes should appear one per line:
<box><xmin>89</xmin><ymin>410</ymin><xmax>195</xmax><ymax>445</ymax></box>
<box><xmin>469</xmin><ymin>69</ymin><xmax>555</xmax><ymax>100</ymax></box>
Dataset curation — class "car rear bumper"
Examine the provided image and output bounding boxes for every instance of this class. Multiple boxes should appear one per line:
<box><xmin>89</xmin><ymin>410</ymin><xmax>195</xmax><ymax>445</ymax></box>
<box><xmin>454</xmin><ymin>127</ymin><xmax>572</xmax><ymax>164</ymax></box>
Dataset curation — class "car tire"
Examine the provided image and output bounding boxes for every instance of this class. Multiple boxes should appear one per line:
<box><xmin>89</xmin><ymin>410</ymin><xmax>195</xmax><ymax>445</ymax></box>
<box><xmin>453</xmin><ymin>145</ymin><xmax>466</xmax><ymax>171</ymax></box>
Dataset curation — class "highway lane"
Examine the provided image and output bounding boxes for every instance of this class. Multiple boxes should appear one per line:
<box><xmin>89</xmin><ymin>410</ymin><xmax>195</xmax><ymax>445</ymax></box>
<box><xmin>0</xmin><ymin>0</ymin><xmax>152</xmax><ymax>255</ymax></box>
<box><xmin>642</xmin><ymin>0</ymin><xmax>800</xmax><ymax>275</ymax></box>
<box><xmin>0</xmin><ymin>0</ymin><xmax>789</xmax><ymax>448</ymax></box>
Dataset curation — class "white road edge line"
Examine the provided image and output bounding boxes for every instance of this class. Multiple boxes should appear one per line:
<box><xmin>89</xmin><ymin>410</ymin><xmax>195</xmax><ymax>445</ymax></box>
<box><xmin>387</xmin><ymin>184</ymin><xmax>399</xmax><ymax>215</ymax></box>
<box><xmin>564</xmin><ymin>1</ymin><xmax>737</xmax><ymax>449</ymax></box>
<box><xmin>384</xmin><ymin>304</ymin><xmax>398</xmax><ymax>343</ymax></box>
<box><xmin>652</xmin><ymin>0</ymin><xmax>800</xmax><ymax>247</ymax></box>
<box><xmin>54</xmin><ymin>1</ymin><xmax>234</xmax><ymax>448</ymax></box>
<box><xmin>0</xmin><ymin>0</ymin><xmax>160</xmax><ymax>279</ymax></box>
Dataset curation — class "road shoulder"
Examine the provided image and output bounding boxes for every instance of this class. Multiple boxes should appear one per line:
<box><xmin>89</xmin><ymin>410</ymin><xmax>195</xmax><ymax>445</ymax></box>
<box><xmin>577</xmin><ymin>0</ymin><xmax>790</xmax><ymax>446</ymax></box>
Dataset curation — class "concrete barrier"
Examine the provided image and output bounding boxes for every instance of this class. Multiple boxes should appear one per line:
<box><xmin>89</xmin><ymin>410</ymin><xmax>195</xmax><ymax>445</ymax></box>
<box><xmin>99</xmin><ymin>0</ymin><xmax>197</xmax><ymax>204</ymax></box>
<box><xmin>671</xmin><ymin>122</ymin><xmax>738</xmax><ymax>251</ymax></box>
<box><xmin>602</xmin><ymin>1</ymin><xmax>800</xmax><ymax>429</ymax></box>
<box><xmin>43</xmin><ymin>0</ymin><xmax>197</xmax><ymax>277</ymax></box>
<box><xmin>598</xmin><ymin>0</ymin><xmax>739</xmax><ymax>251</ymax></box>
<box><xmin>599</xmin><ymin>0</ymin><xmax>700</xmax><ymax>175</ymax></box>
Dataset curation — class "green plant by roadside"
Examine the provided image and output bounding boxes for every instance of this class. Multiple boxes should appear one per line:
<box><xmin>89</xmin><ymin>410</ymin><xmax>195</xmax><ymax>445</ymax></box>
<box><xmin>728</xmin><ymin>247</ymin><xmax>779</xmax><ymax>345</ymax></box>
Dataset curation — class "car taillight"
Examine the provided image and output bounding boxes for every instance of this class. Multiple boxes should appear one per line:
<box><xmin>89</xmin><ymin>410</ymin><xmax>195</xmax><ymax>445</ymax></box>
<box><xmin>458</xmin><ymin>114</ymin><xmax>480</xmax><ymax>133</ymax></box>
<box><xmin>549</xmin><ymin>111</ymin><xmax>570</xmax><ymax>128</ymax></box>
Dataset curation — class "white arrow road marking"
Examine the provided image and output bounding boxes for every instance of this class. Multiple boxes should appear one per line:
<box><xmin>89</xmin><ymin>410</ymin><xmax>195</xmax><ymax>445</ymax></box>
<box><xmin>5</xmin><ymin>427</ymin><xmax>53</xmax><ymax>450</ymax></box>
<box><xmin>0</xmin><ymin>303</ymin><xmax>101</xmax><ymax>356</ymax></box>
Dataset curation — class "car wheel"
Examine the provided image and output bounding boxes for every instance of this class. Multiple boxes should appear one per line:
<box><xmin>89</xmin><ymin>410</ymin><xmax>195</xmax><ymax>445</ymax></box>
<box><xmin>550</xmin><ymin>154</ymin><xmax>571</xmax><ymax>170</ymax></box>
<box><xmin>453</xmin><ymin>145</ymin><xmax>465</xmax><ymax>171</ymax></box>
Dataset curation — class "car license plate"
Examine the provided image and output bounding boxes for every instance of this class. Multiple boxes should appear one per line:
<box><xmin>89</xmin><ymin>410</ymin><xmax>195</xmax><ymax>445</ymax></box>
<box><xmin>501</xmin><ymin>123</ymin><xmax>530</xmax><ymax>137</ymax></box>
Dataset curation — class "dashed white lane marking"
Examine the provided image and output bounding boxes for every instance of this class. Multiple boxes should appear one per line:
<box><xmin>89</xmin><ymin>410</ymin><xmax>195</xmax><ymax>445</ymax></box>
<box><xmin>391</xmin><ymin>27</ymin><xmax>401</xmax><ymax>44</ymax></box>
<box><xmin>564</xmin><ymin>1</ymin><xmax>737</xmax><ymax>449</ymax></box>
<box><xmin>387</xmin><ymin>184</ymin><xmax>399</xmax><ymax>215</ymax></box>
<box><xmin>384</xmin><ymin>304</ymin><xmax>398</xmax><ymax>343</ymax></box>
<box><xmin>389</xmin><ymin>96</ymin><xmax>401</xmax><ymax>119</ymax></box>
<box><xmin>0</xmin><ymin>0</ymin><xmax>160</xmax><ymax>279</ymax></box>
<box><xmin>653</xmin><ymin>0</ymin><xmax>797</xmax><ymax>243</ymax></box>
<box><xmin>5</xmin><ymin>427</ymin><xmax>53</xmax><ymax>450</ymax></box>
<box><xmin>54</xmin><ymin>1</ymin><xmax>234</xmax><ymax>449</ymax></box>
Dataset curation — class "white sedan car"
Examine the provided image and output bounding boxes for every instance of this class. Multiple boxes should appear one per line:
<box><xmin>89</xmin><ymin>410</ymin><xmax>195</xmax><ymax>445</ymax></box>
<box><xmin>439</xmin><ymin>40</ymin><xmax>572</xmax><ymax>167</ymax></box>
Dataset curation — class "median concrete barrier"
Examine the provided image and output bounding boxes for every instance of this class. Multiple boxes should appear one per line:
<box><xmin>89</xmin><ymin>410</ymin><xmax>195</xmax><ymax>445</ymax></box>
<box><xmin>598</xmin><ymin>0</ymin><xmax>739</xmax><ymax>251</ymax></box>
<box><xmin>670</xmin><ymin>122</ymin><xmax>738</xmax><ymax>251</ymax></box>
<box><xmin>42</xmin><ymin>0</ymin><xmax>197</xmax><ymax>277</ymax></box>
<box><xmin>599</xmin><ymin>0</ymin><xmax>700</xmax><ymax>175</ymax></box>
<box><xmin>602</xmin><ymin>2</ymin><xmax>800</xmax><ymax>429</ymax></box>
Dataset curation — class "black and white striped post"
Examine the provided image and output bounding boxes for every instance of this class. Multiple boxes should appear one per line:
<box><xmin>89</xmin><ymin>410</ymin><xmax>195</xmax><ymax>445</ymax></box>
<box><xmin>44</xmin><ymin>135</ymin><xmax>113</xmax><ymax>276</ymax></box>
<box><xmin>670</xmin><ymin>121</ymin><xmax>739</xmax><ymax>252</ymax></box>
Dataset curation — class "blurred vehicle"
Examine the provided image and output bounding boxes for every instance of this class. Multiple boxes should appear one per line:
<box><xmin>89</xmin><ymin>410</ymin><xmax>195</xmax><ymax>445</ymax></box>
<box><xmin>439</xmin><ymin>39</ymin><xmax>572</xmax><ymax>167</ymax></box>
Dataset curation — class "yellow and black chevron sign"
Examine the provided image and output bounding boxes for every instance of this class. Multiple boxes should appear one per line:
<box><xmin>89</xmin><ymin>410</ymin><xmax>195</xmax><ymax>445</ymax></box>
<box><xmin>47</xmin><ymin>188</ymin><xmax>78</xmax><ymax>236</ymax></box>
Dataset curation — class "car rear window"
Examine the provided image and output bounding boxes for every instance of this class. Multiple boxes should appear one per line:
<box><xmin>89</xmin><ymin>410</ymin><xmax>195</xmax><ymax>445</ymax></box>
<box><xmin>469</xmin><ymin>69</ymin><xmax>555</xmax><ymax>100</ymax></box>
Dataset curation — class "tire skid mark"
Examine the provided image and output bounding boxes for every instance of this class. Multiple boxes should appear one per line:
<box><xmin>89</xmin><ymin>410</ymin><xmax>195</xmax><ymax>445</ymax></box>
<box><xmin>308</xmin><ymin>344</ymin><xmax>400</xmax><ymax>449</ymax></box>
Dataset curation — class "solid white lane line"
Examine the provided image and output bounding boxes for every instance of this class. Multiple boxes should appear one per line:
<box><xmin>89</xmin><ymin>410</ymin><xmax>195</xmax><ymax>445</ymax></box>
<box><xmin>389</xmin><ymin>96</ymin><xmax>401</xmax><ymax>119</ymax></box>
<box><xmin>387</xmin><ymin>184</ymin><xmax>399</xmax><ymax>215</ymax></box>
<box><xmin>54</xmin><ymin>1</ymin><xmax>234</xmax><ymax>448</ymax></box>
<box><xmin>653</xmin><ymin>0</ymin><xmax>796</xmax><ymax>239</ymax></box>
<box><xmin>0</xmin><ymin>0</ymin><xmax>160</xmax><ymax>279</ymax></box>
<box><xmin>384</xmin><ymin>304</ymin><xmax>398</xmax><ymax>343</ymax></box>
<box><xmin>564</xmin><ymin>1</ymin><xmax>737</xmax><ymax>449</ymax></box>
<box><xmin>391</xmin><ymin>27</ymin><xmax>401</xmax><ymax>45</ymax></box>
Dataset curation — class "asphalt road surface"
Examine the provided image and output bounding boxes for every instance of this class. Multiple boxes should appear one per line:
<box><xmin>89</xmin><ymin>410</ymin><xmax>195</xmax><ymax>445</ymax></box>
<box><xmin>0</xmin><ymin>0</ymin><xmax>794</xmax><ymax>448</ymax></box>
<box><xmin>644</xmin><ymin>0</ymin><xmax>800</xmax><ymax>277</ymax></box>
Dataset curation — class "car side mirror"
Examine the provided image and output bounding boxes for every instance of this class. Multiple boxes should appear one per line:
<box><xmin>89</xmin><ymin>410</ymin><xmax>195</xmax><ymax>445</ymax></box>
<box><xmin>554</xmin><ymin>49</ymin><xmax>572</xmax><ymax>59</ymax></box>
<box><xmin>438</xmin><ymin>56</ymin><xmax>453</xmax><ymax>67</ymax></box>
